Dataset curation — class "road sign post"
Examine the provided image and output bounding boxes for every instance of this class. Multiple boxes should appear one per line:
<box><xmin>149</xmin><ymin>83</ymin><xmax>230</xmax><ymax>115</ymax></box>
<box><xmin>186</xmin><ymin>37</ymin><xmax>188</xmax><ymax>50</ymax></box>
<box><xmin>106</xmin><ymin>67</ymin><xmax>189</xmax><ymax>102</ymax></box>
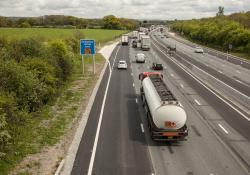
<box><xmin>80</xmin><ymin>39</ymin><xmax>95</xmax><ymax>74</ymax></box>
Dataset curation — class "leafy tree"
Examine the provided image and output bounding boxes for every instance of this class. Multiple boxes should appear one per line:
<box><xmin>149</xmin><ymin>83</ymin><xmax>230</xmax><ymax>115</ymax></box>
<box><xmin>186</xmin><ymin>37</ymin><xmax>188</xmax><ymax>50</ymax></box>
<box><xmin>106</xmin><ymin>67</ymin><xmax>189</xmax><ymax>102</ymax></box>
<box><xmin>20</xmin><ymin>21</ymin><xmax>31</xmax><ymax>28</ymax></box>
<box><xmin>103</xmin><ymin>15</ymin><xmax>122</xmax><ymax>29</ymax></box>
<box><xmin>216</xmin><ymin>6</ymin><xmax>224</xmax><ymax>16</ymax></box>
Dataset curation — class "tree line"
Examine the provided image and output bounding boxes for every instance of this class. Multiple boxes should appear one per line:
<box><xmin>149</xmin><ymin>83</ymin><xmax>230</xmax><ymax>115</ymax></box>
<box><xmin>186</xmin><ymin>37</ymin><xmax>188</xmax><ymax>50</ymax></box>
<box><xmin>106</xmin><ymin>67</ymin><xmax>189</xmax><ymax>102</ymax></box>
<box><xmin>170</xmin><ymin>11</ymin><xmax>250</xmax><ymax>57</ymax></box>
<box><xmin>0</xmin><ymin>15</ymin><xmax>139</xmax><ymax>30</ymax></box>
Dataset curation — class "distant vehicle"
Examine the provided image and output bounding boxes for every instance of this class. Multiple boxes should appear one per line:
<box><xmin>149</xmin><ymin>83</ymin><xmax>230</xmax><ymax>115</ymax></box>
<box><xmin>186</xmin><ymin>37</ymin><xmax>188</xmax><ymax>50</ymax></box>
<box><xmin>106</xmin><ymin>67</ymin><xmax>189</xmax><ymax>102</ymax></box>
<box><xmin>117</xmin><ymin>60</ymin><xmax>127</xmax><ymax>69</ymax></box>
<box><xmin>160</xmin><ymin>27</ymin><xmax>164</xmax><ymax>33</ymax></box>
<box><xmin>121</xmin><ymin>35</ymin><xmax>129</xmax><ymax>45</ymax></box>
<box><xmin>141</xmin><ymin>35</ymin><xmax>150</xmax><ymax>50</ymax></box>
<box><xmin>132</xmin><ymin>31</ymin><xmax>138</xmax><ymax>39</ymax></box>
<box><xmin>194</xmin><ymin>46</ymin><xmax>204</xmax><ymax>53</ymax></box>
<box><xmin>164</xmin><ymin>34</ymin><xmax>168</xmax><ymax>38</ymax></box>
<box><xmin>136</xmin><ymin>53</ymin><xmax>146</xmax><ymax>63</ymax></box>
<box><xmin>138</xmin><ymin>32</ymin><xmax>146</xmax><ymax>41</ymax></box>
<box><xmin>139</xmin><ymin>72</ymin><xmax>188</xmax><ymax>141</ymax></box>
<box><xmin>152</xmin><ymin>62</ymin><xmax>163</xmax><ymax>70</ymax></box>
<box><xmin>132</xmin><ymin>40</ymin><xmax>137</xmax><ymax>48</ymax></box>
<box><xmin>167</xmin><ymin>44</ymin><xmax>176</xmax><ymax>52</ymax></box>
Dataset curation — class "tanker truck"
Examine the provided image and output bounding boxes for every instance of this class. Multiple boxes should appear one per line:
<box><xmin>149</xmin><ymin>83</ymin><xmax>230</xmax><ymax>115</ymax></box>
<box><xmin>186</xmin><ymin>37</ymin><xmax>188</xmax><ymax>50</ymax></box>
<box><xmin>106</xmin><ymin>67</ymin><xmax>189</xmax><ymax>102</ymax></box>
<box><xmin>139</xmin><ymin>72</ymin><xmax>188</xmax><ymax>141</ymax></box>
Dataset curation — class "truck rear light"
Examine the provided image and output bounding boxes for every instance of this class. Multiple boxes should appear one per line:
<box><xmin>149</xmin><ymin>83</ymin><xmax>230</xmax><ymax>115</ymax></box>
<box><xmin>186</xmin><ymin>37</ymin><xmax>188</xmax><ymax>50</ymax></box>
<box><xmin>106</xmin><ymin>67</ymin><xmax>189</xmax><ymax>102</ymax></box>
<box><xmin>162</xmin><ymin>132</ymin><xmax>178</xmax><ymax>136</ymax></box>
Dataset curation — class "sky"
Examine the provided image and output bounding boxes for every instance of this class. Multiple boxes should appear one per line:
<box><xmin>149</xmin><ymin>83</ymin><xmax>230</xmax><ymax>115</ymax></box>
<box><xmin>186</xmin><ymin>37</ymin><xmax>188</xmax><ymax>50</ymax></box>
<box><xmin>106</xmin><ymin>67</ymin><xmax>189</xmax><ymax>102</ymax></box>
<box><xmin>0</xmin><ymin>0</ymin><xmax>250</xmax><ymax>20</ymax></box>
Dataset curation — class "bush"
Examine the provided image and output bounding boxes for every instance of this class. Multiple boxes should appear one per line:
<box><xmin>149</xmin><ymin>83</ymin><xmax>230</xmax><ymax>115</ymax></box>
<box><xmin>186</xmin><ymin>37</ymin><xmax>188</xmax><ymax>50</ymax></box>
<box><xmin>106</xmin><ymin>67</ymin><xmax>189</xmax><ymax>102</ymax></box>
<box><xmin>22</xmin><ymin>58</ymin><xmax>58</xmax><ymax>103</ymax></box>
<box><xmin>8</xmin><ymin>38</ymin><xmax>42</xmax><ymax>62</ymax></box>
<box><xmin>46</xmin><ymin>41</ymin><xmax>73</xmax><ymax>83</ymax></box>
<box><xmin>0</xmin><ymin>92</ymin><xmax>14</xmax><ymax>153</ymax></box>
<box><xmin>0</xmin><ymin>60</ymin><xmax>43</xmax><ymax>112</ymax></box>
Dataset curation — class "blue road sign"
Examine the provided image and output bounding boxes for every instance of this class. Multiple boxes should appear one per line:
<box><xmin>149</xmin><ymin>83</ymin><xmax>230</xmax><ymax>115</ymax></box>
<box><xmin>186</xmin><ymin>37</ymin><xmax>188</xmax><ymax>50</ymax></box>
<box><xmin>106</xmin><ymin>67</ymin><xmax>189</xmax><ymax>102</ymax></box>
<box><xmin>80</xmin><ymin>39</ymin><xmax>95</xmax><ymax>55</ymax></box>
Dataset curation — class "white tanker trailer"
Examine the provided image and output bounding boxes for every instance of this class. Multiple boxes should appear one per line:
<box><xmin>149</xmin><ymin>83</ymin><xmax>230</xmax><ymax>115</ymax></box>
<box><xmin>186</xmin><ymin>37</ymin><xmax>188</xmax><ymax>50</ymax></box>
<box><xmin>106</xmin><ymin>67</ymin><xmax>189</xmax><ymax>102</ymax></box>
<box><xmin>139</xmin><ymin>72</ymin><xmax>188</xmax><ymax>141</ymax></box>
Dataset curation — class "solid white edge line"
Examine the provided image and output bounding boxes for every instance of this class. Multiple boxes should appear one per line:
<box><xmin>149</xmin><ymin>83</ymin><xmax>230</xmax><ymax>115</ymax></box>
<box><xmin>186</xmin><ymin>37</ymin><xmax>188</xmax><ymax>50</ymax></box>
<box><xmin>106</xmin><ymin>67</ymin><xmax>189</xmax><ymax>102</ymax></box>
<box><xmin>151</xmin><ymin>40</ymin><xmax>250</xmax><ymax>122</ymax></box>
<box><xmin>194</xmin><ymin>99</ymin><xmax>201</xmax><ymax>105</ymax></box>
<box><xmin>218</xmin><ymin>124</ymin><xmax>229</xmax><ymax>134</ymax></box>
<box><xmin>135</xmin><ymin>98</ymin><xmax>138</xmax><ymax>103</ymax></box>
<box><xmin>140</xmin><ymin>123</ymin><xmax>145</xmax><ymax>133</ymax></box>
<box><xmin>218</xmin><ymin>70</ymin><xmax>223</xmax><ymax>74</ymax></box>
<box><xmin>87</xmin><ymin>46</ymin><xmax>120</xmax><ymax>175</ymax></box>
<box><xmin>133</xmin><ymin>83</ymin><xmax>135</xmax><ymax>87</ymax></box>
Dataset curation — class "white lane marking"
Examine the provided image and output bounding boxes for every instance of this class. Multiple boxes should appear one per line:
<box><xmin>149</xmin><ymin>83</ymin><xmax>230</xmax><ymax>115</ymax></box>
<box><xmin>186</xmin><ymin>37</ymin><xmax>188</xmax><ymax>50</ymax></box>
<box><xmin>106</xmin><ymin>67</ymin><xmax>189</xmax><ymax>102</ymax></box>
<box><xmin>236</xmin><ymin>79</ymin><xmax>243</xmax><ymax>84</ymax></box>
<box><xmin>236</xmin><ymin>70</ymin><xmax>241</xmax><ymax>74</ymax></box>
<box><xmin>140</xmin><ymin>123</ymin><xmax>145</xmax><ymax>133</ymax></box>
<box><xmin>111</xmin><ymin>47</ymin><xmax>120</xmax><ymax>70</ymax></box>
<box><xmin>194</xmin><ymin>99</ymin><xmax>201</xmax><ymax>105</ymax></box>
<box><xmin>135</xmin><ymin>98</ymin><xmax>138</xmax><ymax>103</ymax></box>
<box><xmin>235</xmin><ymin>79</ymin><xmax>249</xmax><ymax>87</ymax></box>
<box><xmin>170</xmin><ymin>73</ymin><xmax>174</xmax><ymax>77</ymax></box>
<box><xmin>218</xmin><ymin>124</ymin><xmax>229</xmax><ymax>134</ymax></box>
<box><xmin>218</xmin><ymin>70</ymin><xmax>223</xmax><ymax>74</ymax></box>
<box><xmin>162</xmin><ymin>38</ymin><xmax>250</xmax><ymax>101</ymax></box>
<box><xmin>131</xmin><ymin>73</ymin><xmax>133</xmax><ymax>76</ymax></box>
<box><xmin>180</xmin><ymin>83</ymin><xmax>184</xmax><ymax>88</ymax></box>
<box><xmin>205</xmin><ymin>64</ymin><xmax>209</xmax><ymax>67</ymax></box>
<box><xmin>164</xmin><ymin>66</ymin><xmax>167</xmax><ymax>69</ymax></box>
<box><xmin>152</xmin><ymin>40</ymin><xmax>250</xmax><ymax>122</ymax></box>
<box><xmin>133</xmin><ymin>83</ymin><xmax>135</xmax><ymax>87</ymax></box>
<box><xmin>87</xmin><ymin>46</ymin><xmax>120</xmax><ymax>175</ymax></box>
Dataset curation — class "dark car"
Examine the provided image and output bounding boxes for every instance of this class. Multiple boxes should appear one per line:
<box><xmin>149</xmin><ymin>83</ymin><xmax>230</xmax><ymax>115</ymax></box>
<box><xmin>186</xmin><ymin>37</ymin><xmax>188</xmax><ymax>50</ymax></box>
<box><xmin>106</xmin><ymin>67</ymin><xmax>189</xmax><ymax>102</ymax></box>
<box><xmin>152</xmin><ymin>62</ymin><xmax>163</xmax><ymax>70</ymax></box>
<box><xmin>132</xmin><ymin>40</ymin><xmax>137</xmax><ymax>48</ymax></box>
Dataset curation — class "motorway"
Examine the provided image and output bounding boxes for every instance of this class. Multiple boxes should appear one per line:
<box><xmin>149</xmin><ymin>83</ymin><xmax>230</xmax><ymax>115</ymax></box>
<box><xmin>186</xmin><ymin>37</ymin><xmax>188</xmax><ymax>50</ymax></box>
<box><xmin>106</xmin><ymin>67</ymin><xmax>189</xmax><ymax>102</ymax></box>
<box><xmin>70</xmin><ymin>30</ymin><xmax>250</xmax><ymax>175</ymax></box>
<box><xmin>71</xmin><ymin>45</ymin><xmax>153</xmax><ymax>175</ymax></box>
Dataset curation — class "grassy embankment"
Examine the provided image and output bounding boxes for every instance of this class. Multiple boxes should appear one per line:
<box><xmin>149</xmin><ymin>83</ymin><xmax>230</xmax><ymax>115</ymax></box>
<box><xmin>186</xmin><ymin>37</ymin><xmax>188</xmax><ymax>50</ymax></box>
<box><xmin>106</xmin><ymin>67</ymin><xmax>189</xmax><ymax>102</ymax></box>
<box><xmin>0</xmin><ymin>28</ymin><xmax>127</xmax><ymax>174</ymax></box>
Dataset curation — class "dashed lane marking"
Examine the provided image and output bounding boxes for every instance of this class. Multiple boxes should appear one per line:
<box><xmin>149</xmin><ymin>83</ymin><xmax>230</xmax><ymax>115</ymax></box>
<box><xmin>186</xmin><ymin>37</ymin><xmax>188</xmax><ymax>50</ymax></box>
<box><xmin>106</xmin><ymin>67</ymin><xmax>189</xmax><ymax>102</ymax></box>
<box><xmin>194</xmin><ymin>99</ymin><xmax>201</xmax><ymax>105</ymax></box>
<box><xmin>218</xmin><ymin>124</ymin><xmax>229</xmax><ymax>134</ymax></box>
<box><xmin>140</xmin><ymin>123</ymin><xmax>145</xmax><ymax>133</ymax></box>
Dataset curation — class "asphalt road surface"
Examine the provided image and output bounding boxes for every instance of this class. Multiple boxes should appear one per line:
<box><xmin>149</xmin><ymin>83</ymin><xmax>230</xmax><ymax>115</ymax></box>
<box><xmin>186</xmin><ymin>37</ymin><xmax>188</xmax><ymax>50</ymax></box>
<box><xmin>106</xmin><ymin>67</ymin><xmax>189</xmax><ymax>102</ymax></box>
<box><xmin>71</xmin><ymin>32</ymin><xmax>250</xmax><ymax>175</ymax></box>
<box><xmin>71</xmin><ymin>44</ymin><xmax>153</xmax><ymax>175</ymax></box>
<box><xmin>129</xmin><ymin>41</ymin><xmax>249</xmax><ymax>175</ymax></box>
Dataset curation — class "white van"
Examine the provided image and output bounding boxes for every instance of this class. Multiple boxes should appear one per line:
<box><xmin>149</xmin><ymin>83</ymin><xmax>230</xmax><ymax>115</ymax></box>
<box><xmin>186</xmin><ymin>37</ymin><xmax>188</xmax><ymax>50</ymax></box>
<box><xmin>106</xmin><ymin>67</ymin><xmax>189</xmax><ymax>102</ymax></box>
<box><xmin>136</xmin><ymin>53</ymin><xmax>146</xmax><ymax>63</ymax></box>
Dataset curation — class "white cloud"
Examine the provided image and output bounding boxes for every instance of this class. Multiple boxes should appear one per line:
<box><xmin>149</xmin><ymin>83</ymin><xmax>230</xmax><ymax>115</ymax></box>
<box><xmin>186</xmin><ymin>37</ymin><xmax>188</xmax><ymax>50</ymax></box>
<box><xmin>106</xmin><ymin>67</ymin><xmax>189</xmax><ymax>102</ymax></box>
<box><xmin>0</xmin><ymin>0</ymin><xmax>249</xmax><ymax>19</ymax></box>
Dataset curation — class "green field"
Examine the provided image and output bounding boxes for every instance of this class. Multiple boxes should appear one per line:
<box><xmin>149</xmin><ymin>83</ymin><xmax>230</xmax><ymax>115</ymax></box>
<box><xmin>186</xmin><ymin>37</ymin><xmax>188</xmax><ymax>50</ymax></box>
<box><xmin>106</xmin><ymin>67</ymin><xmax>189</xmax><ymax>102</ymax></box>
<box><xmin>0</xmin><ymin>28</ymin><xmax>127</xmax><ymax>43</ymax></box>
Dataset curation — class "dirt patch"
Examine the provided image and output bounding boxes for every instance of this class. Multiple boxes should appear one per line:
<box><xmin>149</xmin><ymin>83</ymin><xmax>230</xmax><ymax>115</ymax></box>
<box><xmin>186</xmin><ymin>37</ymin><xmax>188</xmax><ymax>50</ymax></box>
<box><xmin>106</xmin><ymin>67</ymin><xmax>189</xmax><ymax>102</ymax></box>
<box><xmin>10</xmin><ymin>59</ymin><xmax>105</xmax><ymax>175</ymax></box>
